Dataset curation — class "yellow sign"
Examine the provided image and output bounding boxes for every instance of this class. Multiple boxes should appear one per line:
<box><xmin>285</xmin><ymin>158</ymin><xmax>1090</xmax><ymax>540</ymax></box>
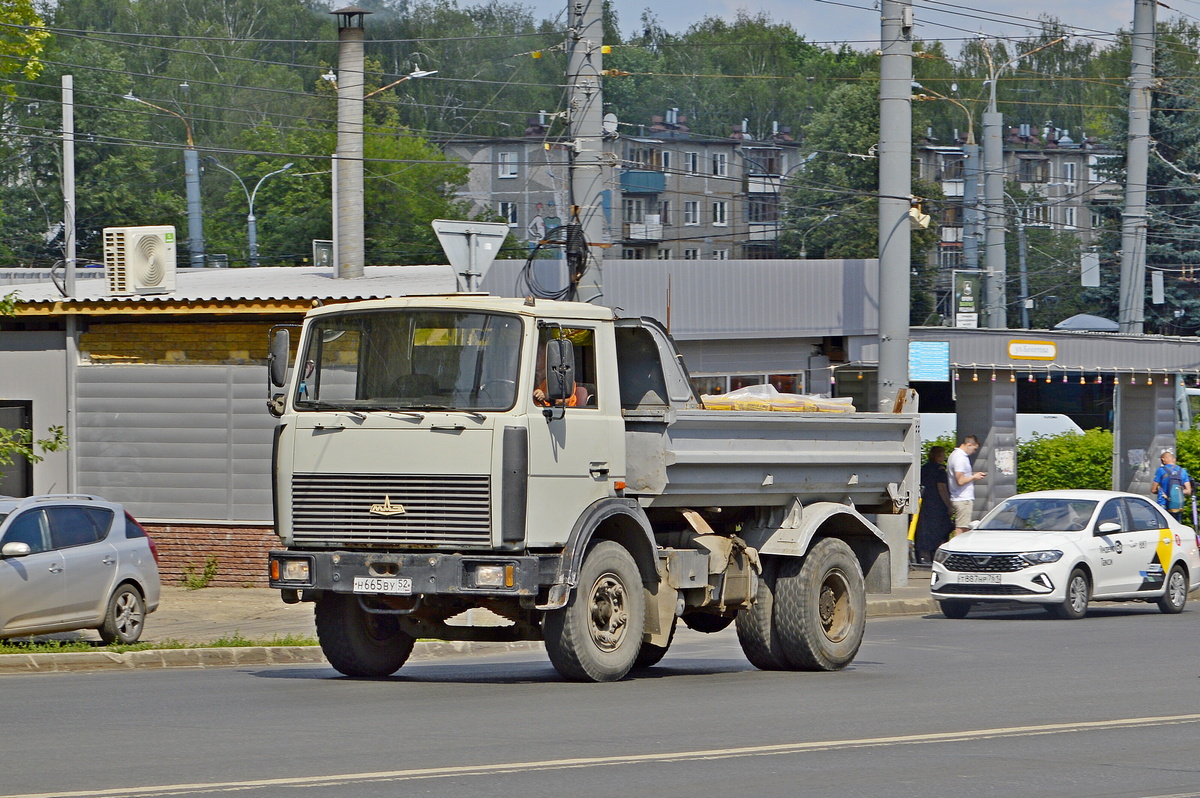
<box><xmin>1008</xmin><ymin>340</ymin><xmax>1057</xmax><ymax>360</ymax></box>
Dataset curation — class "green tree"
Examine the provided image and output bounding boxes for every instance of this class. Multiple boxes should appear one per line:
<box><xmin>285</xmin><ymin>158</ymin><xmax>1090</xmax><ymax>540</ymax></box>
<box><xmin>0</xmin><ymin>0</ymin><xmax>49</xmax><ymax>96</ymax></box>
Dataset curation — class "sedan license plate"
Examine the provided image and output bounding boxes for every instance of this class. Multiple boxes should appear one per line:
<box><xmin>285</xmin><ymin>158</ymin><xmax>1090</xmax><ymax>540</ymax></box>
<box><xmin>958</xmin><ymin>573</ymin><xmax>1001</xmax><ymax>584</ymax></box>
<box><xmin>352</xmin><ymin>577</ymin><xmax>412</xmax><ymax>595</ymax></box>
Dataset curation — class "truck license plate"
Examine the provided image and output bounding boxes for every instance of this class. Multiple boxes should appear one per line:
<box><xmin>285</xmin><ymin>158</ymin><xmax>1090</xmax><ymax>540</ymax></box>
<box><xmin>353</xmin><ymin>577</ymin><xmax>413</xmax><ymax>595</ymax></box>
<box><xmin>958</xmin><ymin>573</ymin><xmax>1001</xmax><ymax>584</ymax></box>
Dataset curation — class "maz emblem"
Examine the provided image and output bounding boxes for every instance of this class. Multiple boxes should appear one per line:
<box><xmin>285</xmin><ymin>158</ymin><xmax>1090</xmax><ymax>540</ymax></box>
<box><xmin>370</xmin><ymin>495</ymin><xmax>407</xmax><ymax>516</ymax></box>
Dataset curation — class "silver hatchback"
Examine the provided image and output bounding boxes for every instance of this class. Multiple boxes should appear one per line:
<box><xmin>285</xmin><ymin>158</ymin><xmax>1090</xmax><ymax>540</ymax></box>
<box><xmin>0</xmin><ymin>495</ymin><xmax>161</xmax><ymax>643</ymax></box>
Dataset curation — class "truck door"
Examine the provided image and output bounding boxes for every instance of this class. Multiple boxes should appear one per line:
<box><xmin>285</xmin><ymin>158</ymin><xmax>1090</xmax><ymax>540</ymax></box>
<box><xmin>525</xmin><ymin>324</ymin><xmax>623</xmax><ymax>546</ymax></box>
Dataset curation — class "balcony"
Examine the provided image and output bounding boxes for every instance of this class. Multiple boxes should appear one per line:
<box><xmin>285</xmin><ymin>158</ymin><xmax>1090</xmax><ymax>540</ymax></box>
<box><xmin>620</xmin><ymin>170</ymin><xmax>665</xmax><ymax>194</ymax></box>
<box><xmin>746</xmin><ymin>225</ymin><xmax>779</xmax><ymax>242</ymax></box>
<box><xmin>624</xmin><ymin>216</ymin><xmax>664</xmax><ymax>241</ymax></box>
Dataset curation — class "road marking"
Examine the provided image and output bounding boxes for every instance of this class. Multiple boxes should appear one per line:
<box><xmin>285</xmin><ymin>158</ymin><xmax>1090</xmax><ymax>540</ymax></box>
<box><xmin>8</xmin><ymin>713</ymin><xmax>1200</xmax><ymax>798</ymax></box>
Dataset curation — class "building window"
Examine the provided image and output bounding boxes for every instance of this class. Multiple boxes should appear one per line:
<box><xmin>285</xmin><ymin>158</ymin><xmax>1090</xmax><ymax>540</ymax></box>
<box><xmin>683</xmin><ymin>248</ymin><xmax>699</xmax><ymax>260</ymax></box>
<box><xmin>713</xmin><ymin>249</ymin><xmax>729</xmax><ymax>260</ymax></box>
<box><xmin>747</xmin><ymin>195</ymin><xmax>779</xmax><ymax>224</ymax></box>
<box><xmin>623</xmin><ymin>197</ymin><xmax>646</xmax><ymax>224</ymax></box>
<box><xmin>1018</xmin><ymin>158</ymin><xmax>1048</xmax><ymax>183</ymax></box>
<box><xmin>621</xmin><ymin>247</ymin><xmax>646</xmax><ymax>259</ymax></box>
<box><xmin>1088</xmin><ymin>154</ymin><xmax>1105</xmax><ymax>183</ymax></box>
<box><xmin>712</xmin><ymin>152</ymin><xmax>728</xmax><ymax>177</ymax></box>
<box><xmin>685</xmin><ymin>152</ymin><xmax>699</xmax><ymax>174</ymax></box>
<box><xmin>712</xmin><ymin>200</ymin><xmax>728</xmax><ymax>226</ymax></box>
<box><xmin>1062</xmin><ymin>205</ymin><xmax>1077</xmax><ymax>229</ymax></box>
<box><xmin>498</xmin><ymin>151</ymin><xmax>518</xmax><ymax>178</ymax></box>
<box><xmin>660</xmin><ymin>151</ymin><xmax>672</xmax><ymax>173</ymax></box>
<box><xmin>1062</xmin><ymin>160</ymin><xmax>1077</xmax><ymax>189</ymax></box>
<box><xmin>657</xmin><ymin>248</ymin><xmax>672</xmax><ymax>259</ymax></box>
<box><xmin>659</xmin><ymin>200</ymin><xmax>671</xmax><ymax>226</ymax></box>
<box><xmin>684</xmin><ymin>201</ymin><xmax>700</xmax><ymax>226</ymax></box>
<box><xmin>625</xmin><ymin>145</ymin><xmax>654</xmax><ymax>169</ymax></box>
<box><xmin>937</xmin><ymin>243</ymin><xmax>963</xmax><ymax>270</ymax></box>
<box><xmin>940</xmin><ymin>154</ymin><xmax>964</xmax><ymax>181</ymax></box>
<box><xmin>498</xmin><ymin>201</ymin><xmax>518</xmax><ymax>227</ymax></box>
<box><xmin>742</xmin><ymin>147</ymin><xmax>781</xmax><ymax>175</ymax></box>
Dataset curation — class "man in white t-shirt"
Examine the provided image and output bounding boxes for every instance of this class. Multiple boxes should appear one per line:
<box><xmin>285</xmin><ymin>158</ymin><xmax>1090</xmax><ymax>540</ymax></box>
<box><xmin>947</xmin><ymin>435</ymin><xmax>986</xmax><ymax>536</ymax></box>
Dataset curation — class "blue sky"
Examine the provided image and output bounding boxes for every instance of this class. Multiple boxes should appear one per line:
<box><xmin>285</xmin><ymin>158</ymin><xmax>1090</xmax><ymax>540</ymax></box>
<box><xmin>525</xmin><ymin>0</ymin><xmax>1189</xmax><ymax>50</ymax></box>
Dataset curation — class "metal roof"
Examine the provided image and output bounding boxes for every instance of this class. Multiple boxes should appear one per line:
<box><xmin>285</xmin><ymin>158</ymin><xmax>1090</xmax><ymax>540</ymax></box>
<box><xmin>8</xmin><ymin>265</ymin><xmax>457</xmax><ymax>313</ymax></box>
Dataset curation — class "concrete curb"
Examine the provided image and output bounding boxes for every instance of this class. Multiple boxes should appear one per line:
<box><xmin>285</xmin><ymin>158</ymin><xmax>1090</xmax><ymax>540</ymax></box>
<box><xmin>0</xmin><ymin>596</ymin><xmax>935</xmax><ymax>674</ymax></box>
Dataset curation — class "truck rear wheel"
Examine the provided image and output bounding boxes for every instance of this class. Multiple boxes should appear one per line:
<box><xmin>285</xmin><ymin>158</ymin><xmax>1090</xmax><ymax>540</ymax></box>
<box><xmin>315</xmin><ymin>593</ymin><xmax>415</xmax><ymax>677</ymax></box>
<box><xmin>735</xmin><ymin>556</ymin><xmax>787</xmax><ymax>670</ymax></box>
<box><xmin>544</xmin><ymin>541</ymin><xmax>646</xmax><ymax>682</ymax></box>
<box><xmin>773</xmin><ymin>538</ymin><xmax>866</xmax><ymax>671</ymax></box>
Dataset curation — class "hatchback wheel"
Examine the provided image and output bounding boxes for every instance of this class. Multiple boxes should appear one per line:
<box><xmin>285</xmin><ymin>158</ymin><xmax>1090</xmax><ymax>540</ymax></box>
<box><xmin>99</xmin><ymin>585</ymin><xmax>146</xmax><ymax>644</ymax></box>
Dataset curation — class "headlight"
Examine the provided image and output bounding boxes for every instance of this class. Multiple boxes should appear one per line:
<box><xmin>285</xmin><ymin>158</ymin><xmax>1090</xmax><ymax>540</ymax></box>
<box><xmin>270</xmin><ymin>557</ymin><xmax>311</xmax><ymax>582</ymax></box>
<box><xmin>1020</xmin><ymin>550</ymin><xmax>1063</xmax><ymax>564</ymax></box>
<box><xmin>932</xmin><ymin>548</ymin><xmax>950</xmax><ymax>564</ymax></box>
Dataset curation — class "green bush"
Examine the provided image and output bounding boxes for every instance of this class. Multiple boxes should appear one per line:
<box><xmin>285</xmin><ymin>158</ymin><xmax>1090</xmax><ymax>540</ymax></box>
<box><xmin>1016</xmin><ymin>429</ymin><xmax>1112</xmax><ymax>493</ymax></box>
<box><xmin>1173</xmin><ymin>428</ymin><xmax>1200</xmax><ymax>482</ymax></box>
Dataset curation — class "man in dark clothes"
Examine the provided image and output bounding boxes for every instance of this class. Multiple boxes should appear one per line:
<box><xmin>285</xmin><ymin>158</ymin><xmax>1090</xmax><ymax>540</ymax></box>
<box><xmin>915</xmin><ymin>446</ymin><xmax>954</xmax><ymax>564</ymax></box>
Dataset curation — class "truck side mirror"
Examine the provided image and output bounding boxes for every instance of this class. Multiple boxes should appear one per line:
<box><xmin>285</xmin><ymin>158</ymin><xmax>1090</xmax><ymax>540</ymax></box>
<box><xmin>268</xmin><ymin>328</ymin><xmax>290</xmax><ymax>388</ymax></box>
<box><xmin>545</xmin><ymin>337</ymin><xmax>575</xmax><ymax>406</ymax></box>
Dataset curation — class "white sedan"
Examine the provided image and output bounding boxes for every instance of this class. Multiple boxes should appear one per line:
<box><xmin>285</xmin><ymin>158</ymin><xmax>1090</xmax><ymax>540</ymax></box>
<box><xmin>931</xmin><ymin>490</ymin><xmax>1200</xmax><ymax>619</ymax></box>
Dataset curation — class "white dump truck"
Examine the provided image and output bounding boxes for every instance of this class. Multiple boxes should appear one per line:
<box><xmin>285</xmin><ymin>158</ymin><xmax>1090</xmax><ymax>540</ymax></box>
<box><xmin>266</xmin><ymin>295</ymin><xmax>917</xmax><ymax>681</ymax></box>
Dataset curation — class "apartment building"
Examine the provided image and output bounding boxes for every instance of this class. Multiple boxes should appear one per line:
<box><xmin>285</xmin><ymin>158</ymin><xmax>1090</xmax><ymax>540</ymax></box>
<box><xmin>440</xmin><ymin>114</ymin><xmax>801</xmax><ymax>261</ymax></box>
<box><xmin>916</xmin><ymin>125</ymin><xmax>1121</xmax><ymax>278</ymax></box>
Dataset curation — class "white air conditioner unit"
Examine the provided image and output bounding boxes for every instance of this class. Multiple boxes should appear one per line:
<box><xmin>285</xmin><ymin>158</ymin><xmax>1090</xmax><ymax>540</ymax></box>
<box><xmin>103</xmin><ymin>225</ymin><xmax>177</xmax><ymax>295</ymax></box>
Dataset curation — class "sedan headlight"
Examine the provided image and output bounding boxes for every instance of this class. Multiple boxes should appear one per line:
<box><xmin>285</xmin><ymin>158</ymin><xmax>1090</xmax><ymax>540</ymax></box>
<box><xmin>1020</xmin><ymin>550</ymin><xmax>1063</xmax><ymax>565</ymax></box>
<box><xmin>932</xmin><ymin>548</ymin><xmax>950</xmax><ymax>564</ymax></box>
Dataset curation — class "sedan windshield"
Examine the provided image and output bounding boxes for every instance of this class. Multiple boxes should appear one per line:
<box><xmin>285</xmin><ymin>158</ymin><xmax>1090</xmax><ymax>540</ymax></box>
<box><xmin>977</xmin><ymin>498</ymin><xmax>1098</xmax><ymax>532</ymax></box>
<box><xmin>294</xmin><ymin>309</ymin><xmax>523</xmax><ymax>412</ymax></box>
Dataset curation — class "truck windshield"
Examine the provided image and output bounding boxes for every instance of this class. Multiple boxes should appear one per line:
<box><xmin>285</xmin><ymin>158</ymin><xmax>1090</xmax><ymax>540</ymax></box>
<box><xmin>294</xmin><ymin>309</ymin><xmax>523</xmax><ymax>412</ymax></box>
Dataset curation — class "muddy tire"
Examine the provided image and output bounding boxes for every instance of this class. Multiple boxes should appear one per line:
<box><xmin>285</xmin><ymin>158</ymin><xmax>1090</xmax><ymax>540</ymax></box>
<box><xmin>735</xmin><ymin>556</ymin><xmax>788</xmax><ymax>670</ymax></box>
<box><xmin>772</xmin><ymin>539</ymin><xmax>866</xmax><ymax>671</ymax></box>
<box><xmin>544</xmin><ymin>541</ymin><xmax>645</xmax><ymax>682</ymax></box>
<box><xmin>315</xmin><ymin>593</ymin><xmax>415</xmax><ymax>677</ymax></box>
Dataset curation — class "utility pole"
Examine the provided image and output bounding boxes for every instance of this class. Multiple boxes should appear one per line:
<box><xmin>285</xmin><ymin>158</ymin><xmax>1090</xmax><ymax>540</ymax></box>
<box><xmin>1119</xmin><ymin>0</ymin><xmax>1155</xmax><ymax>334</ymax></box>
<box><xmin>62</xmin><ymin>75</ymin><xmax>76</xmax><ymax>297</ymax></box>
<box><xmin>877</xmin><ymin>0</ymin><xmax>913</xmax><ymax>411</ymax></box>
<box><xmin>565</xmin><ymin>0</ymin><xmax>607</xmax><ymax>303</ymax></box>
<box><xmin>333</xmin><ymin>6</ymin><xmax>369</xmax><ymax>279</ymax></box>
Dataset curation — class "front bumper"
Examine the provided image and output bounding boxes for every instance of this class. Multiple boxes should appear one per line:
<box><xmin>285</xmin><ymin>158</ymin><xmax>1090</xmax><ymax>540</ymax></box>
<box><xmin>930</xmin><ymin>563</ymin><xmax>1063</xmax><ymax>603</ymax></box>
<box><xmin>268</xmin><ymin>549</ymin><xmax>560</xmax><ymax>599</ymax></box>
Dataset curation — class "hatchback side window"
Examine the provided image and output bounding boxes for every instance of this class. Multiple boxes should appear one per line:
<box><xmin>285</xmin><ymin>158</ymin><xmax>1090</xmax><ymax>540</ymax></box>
<box><xmin>46</xmin><ymin>506</ymin><xmax>107</xmax><ymax>549</ymax></box>
<box><xmin>2</xmin><ymin>510</ymin><xmax>51</xmax><ymax>553</ymax></box>
<box><xmin>1124</xmin><ymin>498</ymin><xmax>1166</xmax><ymax>531</ymax></box>
<box><xmin>1094</xmin><ymin>499</ymin><xmax>1124</xmax><ymax>535</ymax></box>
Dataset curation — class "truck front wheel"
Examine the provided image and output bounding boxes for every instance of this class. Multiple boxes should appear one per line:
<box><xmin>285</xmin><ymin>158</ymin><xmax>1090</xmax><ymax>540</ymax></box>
<box><xmin>315</xmin><ymin>593</ymin><xmax>415</xmax><ymax>677</ymax></box>
<box><xmin>544</xmin><ymin>541</ymin><xmax>646</xmax><ymax>682</ymax></box>
<box><xmin>773</xmin><ymin>538</ymin><xmax>867</xmax><ymax>671</ymax></box>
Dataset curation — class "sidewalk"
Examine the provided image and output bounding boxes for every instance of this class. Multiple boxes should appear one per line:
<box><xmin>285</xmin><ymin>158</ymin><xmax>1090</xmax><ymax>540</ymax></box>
<box><xmin>0</xmin><ymin>568</ymin><xmax>937</xmax><ymax>674</ymax></box>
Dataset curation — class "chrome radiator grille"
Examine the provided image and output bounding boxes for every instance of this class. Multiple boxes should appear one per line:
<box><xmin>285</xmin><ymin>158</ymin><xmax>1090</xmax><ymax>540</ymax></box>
<box><xmin>291</xmin><ymin>473</ymin><xmax>491</xmax><ymax>547</ymax></box>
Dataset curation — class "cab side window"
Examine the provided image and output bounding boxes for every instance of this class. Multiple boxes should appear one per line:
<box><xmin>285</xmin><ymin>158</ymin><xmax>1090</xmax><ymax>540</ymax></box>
<box><xmin>1124</xmin><ymin>498</ymin><xmax>1166</xmax><ymax>531</ymax></box>
<box><xmin>536</xmin><ymin>327</ymin><xmax>598</xmax><ymax>408</ymax></box>
<box><xmin>1094</xmin><ymin>499</ymin><xmax>1124</xmax><ymax>535</ymax></box>
<box><xmin>2</xmin><ymin>510</ymin><xmax>51</xmax><ymax>553</ymax></box>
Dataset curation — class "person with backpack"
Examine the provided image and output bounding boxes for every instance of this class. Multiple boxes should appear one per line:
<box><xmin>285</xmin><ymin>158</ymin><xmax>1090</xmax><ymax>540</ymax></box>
<box><xmin>1151</xmin><ymin>449</ymin><xmax>1192</xmax><ymax>520</ymax></box>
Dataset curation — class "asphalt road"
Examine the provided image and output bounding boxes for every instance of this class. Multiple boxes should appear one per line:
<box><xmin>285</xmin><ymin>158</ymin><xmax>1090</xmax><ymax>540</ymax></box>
<box><xmin>3</xmin><ymin>603</ymin><xmax>1198</xmax><ymax>798</ymax></box>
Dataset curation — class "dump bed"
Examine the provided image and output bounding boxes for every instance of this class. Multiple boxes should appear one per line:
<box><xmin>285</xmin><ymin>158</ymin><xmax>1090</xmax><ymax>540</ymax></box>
<box><xmin>623</xmin><ymin>408</ymin><xmax>919</xmax><ymax>513</ymax></box>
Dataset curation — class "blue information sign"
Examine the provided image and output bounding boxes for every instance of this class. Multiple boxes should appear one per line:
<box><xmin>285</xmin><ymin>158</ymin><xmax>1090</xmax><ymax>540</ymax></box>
<box><xmin>909</xmin><ymin>341</ymin><xmax>950</xmax><ymax>382</ymax></box>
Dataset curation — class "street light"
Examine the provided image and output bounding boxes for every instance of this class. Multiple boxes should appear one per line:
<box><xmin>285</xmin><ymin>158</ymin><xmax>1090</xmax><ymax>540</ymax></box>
<box><xmin>204</xmin><ymin>157</ymin><xmax>294</xmax><ymax>268</ymax></box>
<box><xmin>798</xmin><ymin>213</ymin><xmax>836</xmax><ymax>259</ymax></box>
<box><xmin>124</xmin><ymin>90</ymin><xmax>205</xmax><ymax>267</ymax></box>
<box><xmin>979</xmin><ymin>35</ymin><xmax>1067</xmax><ymax>328</ymax></box>
<box><xmin>364</xmin><ymin>68</ymin><xmax>437</xmax><ymax>99</ymax></box>
<box><xmin>912</xmin><ymin>81</ymin><xmax>981</xmax><ymax>277</ymax></box>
